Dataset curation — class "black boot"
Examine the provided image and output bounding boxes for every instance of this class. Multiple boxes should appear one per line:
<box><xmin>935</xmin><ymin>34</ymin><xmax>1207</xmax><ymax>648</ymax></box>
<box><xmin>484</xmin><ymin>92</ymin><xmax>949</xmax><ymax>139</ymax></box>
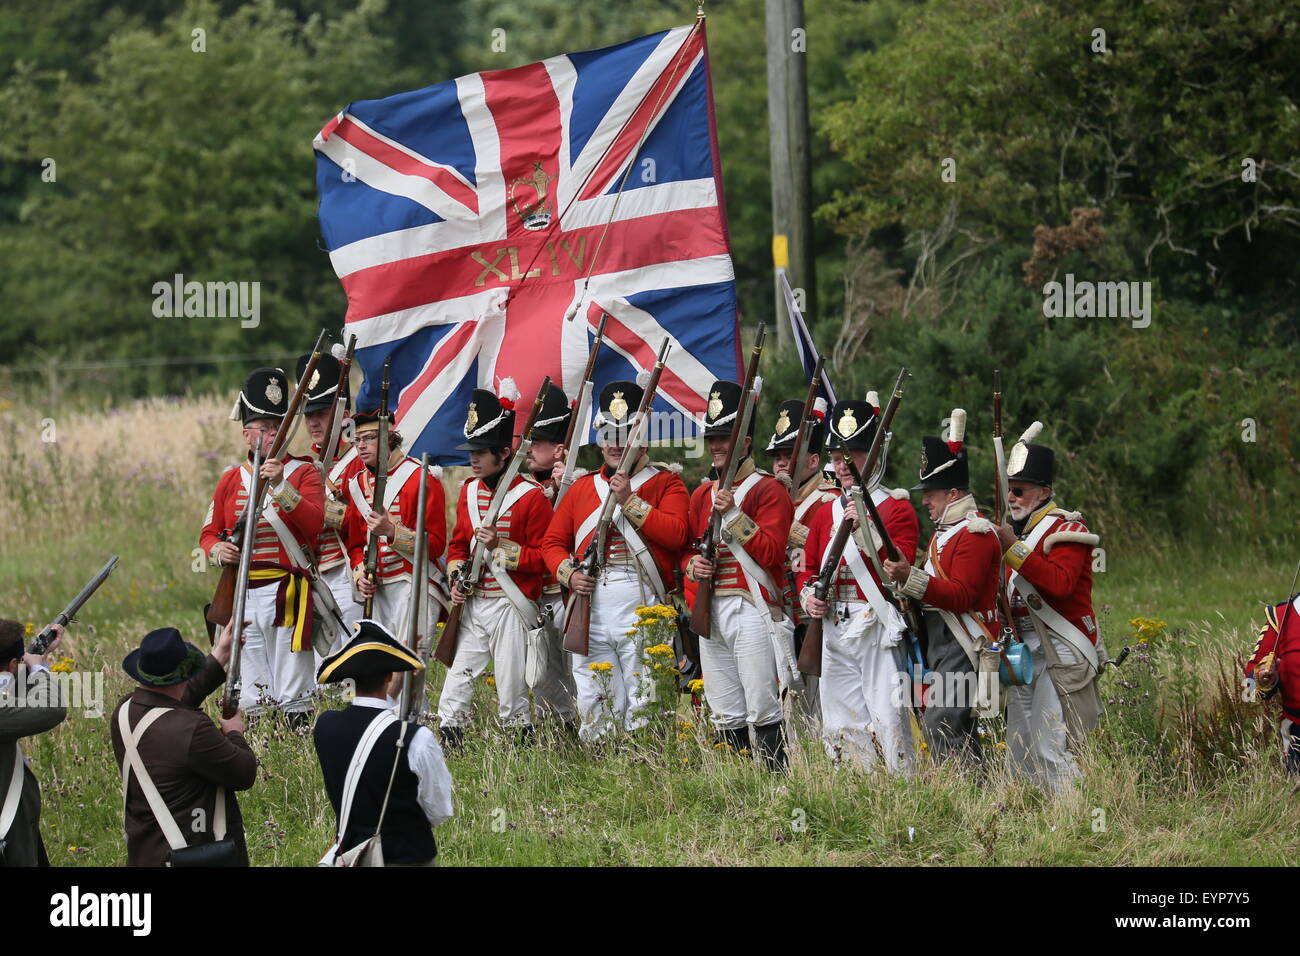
<box><xmin>719</xmin><ymin>726</ymin><xmax>750</xmax><ymax>755</ymax></box>
<box><xmin>439</xmin><ymin>725</ymin><xmax>465</xmax><ymax>752</ymax></box>
<box><xmin>754</xmin><ymin>722</ymin><xmax>789</xmax><ymax>774</ymax></box>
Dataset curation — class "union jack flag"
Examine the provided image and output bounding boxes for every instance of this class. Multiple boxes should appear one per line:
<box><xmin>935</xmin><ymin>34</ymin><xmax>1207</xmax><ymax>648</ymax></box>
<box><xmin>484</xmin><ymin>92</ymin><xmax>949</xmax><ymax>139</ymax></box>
<box><xmin>313</xmin><ymin>23</ymin><xmax>740</xmax><ymax>463</ymax></box>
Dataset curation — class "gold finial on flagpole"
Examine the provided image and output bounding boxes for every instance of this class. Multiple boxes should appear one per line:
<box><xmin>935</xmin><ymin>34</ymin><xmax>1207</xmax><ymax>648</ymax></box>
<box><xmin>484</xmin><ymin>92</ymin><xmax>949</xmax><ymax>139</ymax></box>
<box><xmin>696</xmin><ymin>3</ymin><xmax>705</xmax><ymax>20</ymax></box>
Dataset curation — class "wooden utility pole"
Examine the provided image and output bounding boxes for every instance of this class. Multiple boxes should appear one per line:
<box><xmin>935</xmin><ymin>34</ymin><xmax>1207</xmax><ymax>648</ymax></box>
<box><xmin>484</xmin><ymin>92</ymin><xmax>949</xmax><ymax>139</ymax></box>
<box><xmin>766</xmin><ymin>0</ymin><xmax>814</xmax><ymax>351</ymax></box>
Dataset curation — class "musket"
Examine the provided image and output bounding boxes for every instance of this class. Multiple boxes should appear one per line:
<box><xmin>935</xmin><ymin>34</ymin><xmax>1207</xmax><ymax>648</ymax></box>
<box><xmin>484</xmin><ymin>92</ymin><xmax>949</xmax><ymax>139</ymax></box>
<box><xmin>671</xmin><ymin>566</ymin><xmax>701</xmax><ymax>680</ymax></box>
<box><xmin>797</xmin><ymin>367</ymin><xmax>906</xmax><ymax>677</ymax></box>
<box><xmin>434</xmin><ymin>378</ymin><xmax>553</xmax><ymax>667</ymax></box>
<box><xmin>221</xmin><ymin>441</ymin><xmax>265</xmax><ymax>719</ymax></box>
<box><xmin>28</xmin><ymin>556</ymin><xmax>119</xmax><ymax>655</ymax></box>
<box><xmin>991</xmin><ymin>369</ymin><xmax>1026</xmax><ymax>684</ymax></box>
<box><xmin>689</xmin><ymin>324</ymin><xmax>766</xmax><ymax>641</ymax></box>
<box><xmin>554</xmin><ymin>313</ymin><xmax>608</xmax><ymax>508</ymax></box>
<box><xmin>207</xmin><ymin>329</ymin><xmax>329</xmax><ymax>628</ymax></box>
<box><xmin>564</xmin><ymin>340</ymin><xmax>670</xmax><ymax>655</ymax></box>
<box><xmin>400</xmin><ymin>453</ymin><xmax>433</xmax><ymax>723</ymax></box>
<box><xmin>783</xmin><ymin>355</ymin><xmax>824</xmax><ymax>501</ymax></box>
<box><xmin>319</xmin><ymin>334</ymin><xmax>357</xmax><ymax>484</ymax></box>
<box><xmin>362</xmin><ymin>358</ymin><xmax>393</xmax><ymax>619</ymax></box>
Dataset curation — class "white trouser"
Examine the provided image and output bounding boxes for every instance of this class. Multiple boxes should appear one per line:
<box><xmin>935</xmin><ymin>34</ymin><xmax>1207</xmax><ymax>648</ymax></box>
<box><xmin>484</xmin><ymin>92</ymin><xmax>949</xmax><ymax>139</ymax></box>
<box><xmin>436</xmin><ymin>596</ymin><xmax>530</xmax><ymax>728</ymax></box>
<box><xmin>820</xmin><ymin>601</ymin><xmax>913</xmax><ymax>774</ymax></box>
<box><xmin>239</xmin><ymin>581</ymin><xmax>315</xmax><ymax>714</ymax></box>
<box><xmin>369</xmin><ymin>577</ymin><xmax>437</xmax><ymax>647</ymax></box>
<box><xmin>1006</xmin><ymin>633</ymin><xmax>1082</xmax><ymax>793</ymax></box>
<box><xmin>570</xmin><ymin>568</ymin><xmax>652</xmax><ymax>741</ymax></box>
<box><xmin>536</xmin><ymin>593</ymin><xmax>577</xmax><ymax>721</ymax></box>
<box><xmin>699</xmin><ymin>593</ymin><xmax>783</xmax><ymax>730</ymax></box>
<box><xmin>315</xmin><ymin>563</ymin><xmax>364</xmax><ymax>665</ymax></box>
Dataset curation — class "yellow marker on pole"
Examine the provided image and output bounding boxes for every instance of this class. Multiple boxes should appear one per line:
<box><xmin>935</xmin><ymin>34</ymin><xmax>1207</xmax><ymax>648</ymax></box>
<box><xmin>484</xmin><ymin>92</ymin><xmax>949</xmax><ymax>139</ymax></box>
<box><xmin>772</xmin><ymin>234</ymin><xmax>789</xmax><ymax>270</ymax></box>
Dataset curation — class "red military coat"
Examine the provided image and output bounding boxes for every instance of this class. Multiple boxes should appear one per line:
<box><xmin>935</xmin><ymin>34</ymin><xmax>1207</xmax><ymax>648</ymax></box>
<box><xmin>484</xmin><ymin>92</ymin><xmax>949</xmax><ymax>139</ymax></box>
<box><xmin>1246</xmin><ymin>597</ymin><xmax>1300</xmax><ymax>722</ymax></box>
<box><xmin>542</xmin><ymin>462</ymin><xmax>689</xmax><ymax>589</ymax></box>
<box><xmin>1001</xmin><ymin>504</ymin><xmax>1100</xmax><ymax>644</ymax></box>
<box><xmin>897</xmin><ymin>501</ymin><xmax>1001</xmax><ymax>634</ymax></box>
<box><xmin>796</xmin><ymin>486</ymin><xmax>919</xmax><ymax>602</ymax></box>
<box><xmin>447</xmin><ymin>473</ymin><xmax>552</xmax><ymax>602</ymax></box>
<box><xmin>200</xmin><ymin>454</ymin><xmax>324</xmax><ymax>570</ymax></box>
<box><xmin>682</xmin><ymin>459</ymin><xmax>794</xmax><ymax>610</ymax></box>
<box><xmin>314</xmin><ymin>442</ymin><xmax>367</xmax><ymax>573</ymax></box>
<box><xmin>343</xmin><ymin>454</ymin><xmax>447</xmax><ymax>583</ymax></box>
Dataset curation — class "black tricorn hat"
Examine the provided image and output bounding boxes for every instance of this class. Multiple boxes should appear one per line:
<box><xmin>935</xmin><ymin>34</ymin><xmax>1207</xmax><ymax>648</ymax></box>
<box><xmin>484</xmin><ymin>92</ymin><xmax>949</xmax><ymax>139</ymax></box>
<box><xmin>531</xmin><ymin>384</ymin><xmax>571</xmax><ymax>444</ymax></box>
<box><xmin>296</xmin><ymin>351</ymin><xmax>347</xmax><ymax>414</ymax></box>
<box><xmin>701</xmin><ymin>380</ymin><xmax>756</xmax><ymax>439</ymax></box>
<box><xmin>1006</xmin><ymin>421</ymin><xmax>1054</xmax><ymax>486</ymax></box>
<box><xmin>316</xmin><ymin>620</ymin><xmax>423</xmax><ymax>686</ymax></box>
<box><xmin>458</xmin><ymin>386</ymin><xmax>516</xmax><ymax>451</ymax></box>
<box><xmin>765</xmin><ymin>398</ymin><xmax>827</xmax><ymax>455</ymax></box>
<box><xmin>231</xmin><ymin>367</ymin><xmax>290</xmax><ymax>425</ymax></box>
<box><xmin>123</xmin><ymin>627</ymin><xmax>206</xmax><ymax>688</ymax></box>
<box><xmin>912</xmin><ymin>408</ymin><xmax>970</xmax><ymax>491</ymax></box>
<box><xmin>824</xmin><ymin>399</ymin><xmax>879</xmax><ymax>453</ymax></box>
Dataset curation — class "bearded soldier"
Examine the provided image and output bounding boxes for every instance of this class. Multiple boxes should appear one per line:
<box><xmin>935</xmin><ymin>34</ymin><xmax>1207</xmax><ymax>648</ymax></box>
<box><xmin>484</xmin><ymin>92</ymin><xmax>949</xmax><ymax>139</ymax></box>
<box><xmin>200</xmin><ymin>368</ymin><xmax>324</xmax><ymax>718</ymax></box>
<box><xmin>437</xmin><ymin>385</ymin><xmax>555</xmax><ymax>746</ymax></box>
<box><xmin>343</xmin><ymin>410</ymin><xmax>447</xmax><ymax>647</ymax></box>
<box><xmin>799</xmin><ymin>395</ymin><xmax>919</xmax><ymax>772</ymax></box>
<box><xmin>684</xmin><ymin>380</ymin><xmax>796</xmax><ymax>771</ymax></box>
<box><xmin>1245</xmin><ymin>588</ymin><xmax>1300</xmax><ymax>774</ymax></box>
<box><xmin>297</xmin><ymin>349</ymin><xmax>365</xmax><ymax>656</ymax></box>
<box><xmin>883</xmin><ymin>410</ymin><xmax>999</xmax><ymax>764</ymax></box>
<box><xmin>542</xmin><ymin>381</ymin><xmax>690</xmax><ymax>740</ymax></box>
<box><xmin>765</xmin><ymin>396</ymin><xmax>836</xmax><ymax>727</ymax></box>
<box><xmin>994</xmin><ymin>423</ymin><xmax>1104</xmax><ymax>792</ymax></box>
<box><xmin>521</xmin><ymin>384</ymin><xmax>578</xmax><ymax>728</ymax></box>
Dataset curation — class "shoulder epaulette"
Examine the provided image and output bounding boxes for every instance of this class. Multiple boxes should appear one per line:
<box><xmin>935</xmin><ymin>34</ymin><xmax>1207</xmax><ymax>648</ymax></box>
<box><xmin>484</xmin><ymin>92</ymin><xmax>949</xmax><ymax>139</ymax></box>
<box><xmin>966</xmin><ymin>515</ymin><xmax>992</xmax><ymax>533</ymax></box>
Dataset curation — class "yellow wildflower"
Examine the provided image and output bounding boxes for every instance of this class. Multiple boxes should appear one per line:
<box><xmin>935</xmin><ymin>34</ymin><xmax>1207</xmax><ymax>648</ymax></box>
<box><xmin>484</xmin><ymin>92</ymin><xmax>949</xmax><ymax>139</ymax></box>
<box><xmin>485</xmin><ymin>676</ymin><xmax>496</xmax><ymax>687</ymax></box>
<box><xmin>645</xmin><ymin>643</ymin><xmax>674</xmax><ymax>658</ymax></box>
<box><xmin>625</xmin><ymin>629</ymin><xmax>638</xmax><ymax>636</ymax></box>
<box><xmin>920</xmin><ymin>741</ymin><xmax>929</xmax><ymax>751</ymax></box>
<box><xmin>24</xmin><ymin>622</ymin><xmax>34</xmax><ymax>636</ymax></box>
<box><xmin>687</xmin><ymin>678</ymin><xmax>704</xmax><ymax>693</ymax></box>
<box><xmin>588</xmin><ymin>661</ymin><xmax>614</xmax><ymax>673</ymax></box>
<box><xmin>995</xmin><ymin>741</ymin><xmax>1006</xmax><ymax>750</ymax></box>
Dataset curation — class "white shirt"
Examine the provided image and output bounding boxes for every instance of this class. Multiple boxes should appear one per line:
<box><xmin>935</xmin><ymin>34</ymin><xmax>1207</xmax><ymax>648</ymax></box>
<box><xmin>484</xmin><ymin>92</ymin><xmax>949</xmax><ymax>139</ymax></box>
<box><xmin>352</xmin><ymin>696</ymin><xmax>454</xmax><ymax>827</ymax></box>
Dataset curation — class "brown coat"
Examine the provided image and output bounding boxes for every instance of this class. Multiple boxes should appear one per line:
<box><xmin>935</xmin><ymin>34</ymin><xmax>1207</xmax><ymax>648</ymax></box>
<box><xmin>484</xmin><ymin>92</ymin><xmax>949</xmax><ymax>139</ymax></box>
<box><xmin>0</xmin><ymin>666</ymin><xmax>67</xmax><ymax>866</ymax></box>
<box><xmin>110</xmin><ymin>655</ymin><xmax>257</xmax><ymax>866</ymax></box>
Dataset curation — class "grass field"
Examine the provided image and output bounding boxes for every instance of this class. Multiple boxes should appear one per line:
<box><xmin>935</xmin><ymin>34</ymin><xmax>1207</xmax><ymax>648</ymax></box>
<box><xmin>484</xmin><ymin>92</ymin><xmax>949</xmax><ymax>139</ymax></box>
<box><xmin>3</xmin><ymin>395</ymin><xmax>1298</xmax><ymax>866</ymax></box>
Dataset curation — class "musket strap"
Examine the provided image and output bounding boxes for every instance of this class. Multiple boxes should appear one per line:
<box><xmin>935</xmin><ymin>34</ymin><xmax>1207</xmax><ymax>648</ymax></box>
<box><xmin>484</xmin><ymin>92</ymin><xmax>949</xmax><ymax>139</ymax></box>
<box><xmin>576</xmin><ymin>468</ymin><xmax>665</xmax><ymax>598</ymax></box>
<box><xmin>119</xmin><ymin>707</ymin><xmax>227</xmax><ymax>850</ymax></box>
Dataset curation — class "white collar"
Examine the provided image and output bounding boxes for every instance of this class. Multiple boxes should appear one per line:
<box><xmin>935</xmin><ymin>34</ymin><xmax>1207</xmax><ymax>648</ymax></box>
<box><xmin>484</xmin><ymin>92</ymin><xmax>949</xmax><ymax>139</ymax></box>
<box><xmin>351</xmin><ymin>695</ymin><xmax>397</xmax><ymax>710</ymax></box>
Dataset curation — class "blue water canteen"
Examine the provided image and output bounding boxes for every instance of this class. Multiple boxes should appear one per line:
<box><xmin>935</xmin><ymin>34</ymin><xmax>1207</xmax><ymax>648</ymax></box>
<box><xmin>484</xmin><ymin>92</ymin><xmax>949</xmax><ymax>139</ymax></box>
<box><xmin>1000</xmin><ymin>641</ymin><xmax>1034</xmax><ymax>686</ymax></box>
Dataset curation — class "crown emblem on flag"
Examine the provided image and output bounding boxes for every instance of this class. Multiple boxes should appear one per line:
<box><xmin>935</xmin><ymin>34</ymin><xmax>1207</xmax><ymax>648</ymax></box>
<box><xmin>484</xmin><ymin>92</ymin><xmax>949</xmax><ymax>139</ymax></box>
<box><xmin>775</xmin><ymin>408</ymin><xmax>791</xmax><ymax>436</ymax></box>
<box><xmin>509</xmin><ymin>162</ymin><xmax>555</xmax><ymax>231</ymax></box>
<box><xmin>707</xmin><ymin>391</ymin><xmax>723</xmax><ymax>420</ymax></box>
<box><xmin>265</xmin><ymin>378</ymin><xmax>283</xmax><ymax>406</ymax></box>
<box><xmin>837</xmin><ymin>409</ymin><xmax>857</xmax><ymax>439</ymax></box>
<box><xmin>609</xmin><ymin>391</ymin><xmax>628</xmax><ymax>421</ymax></box>
<box><xmin>466</xmin><ymin>401</ymin><xmax>479</xmax><ymax>431</ymax></box>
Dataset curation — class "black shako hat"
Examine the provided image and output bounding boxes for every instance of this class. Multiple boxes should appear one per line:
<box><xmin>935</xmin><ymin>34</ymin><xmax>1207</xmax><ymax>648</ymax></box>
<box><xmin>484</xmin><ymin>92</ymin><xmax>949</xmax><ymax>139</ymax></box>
<box><xmin>316</xmin><ymin>620</ymin><xmax>423</xmax><ymax>685</ymax></box>
<box><xmin>295</xmin><ymin>350</ymin><xmax>348</xmax><ymax>414</ymax></box>
<box><xmin>530</xmin><ymin>384</ymin><xmax>572</xmax><ymax>444</ymax></box>
<box><xmin>1006</xmin><ymin>421</ymin><xmax>1054</xmax><ymax>486</ymax></box>
<box><xmin>701</xmin><ymin>380</ymin><xmax>757</xmax><ymax>439</ymax></box>
<box><xmin>765</xmin><ymin>398</ymin><xmax>827</xmax><ymax>454</ymax></box>
<box><xmin>231</xmin><ymin>367</ymin><xmax>289</xmax><ymax>425</ymax></box>
<box><xmin>824</xmin><ymin>395</ymin><xmax>882</xmax><ymax>453</ymax></box>
<box><xmin>912</xmin><ymin>408</ymin><xmax>970</xmax><ymax>491</ymax></box>
<box><xmin>123</xmin><ymin>628</ymin><xmax>206</xmax><ymax>688</ymax></box>
<box><xmin>593</xmin><ymin>380</ymin><xmax>644</xmax><ymax>444</ymax></box>
<box><xmin>458</xmin><ymin>381</ymin><xmax>518</xmax><ymax>451</ymax></box>
<box><xmin>352</xmin><ymin>407</ymin><xmax>395</xmax><ymax>436</ymax></box>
